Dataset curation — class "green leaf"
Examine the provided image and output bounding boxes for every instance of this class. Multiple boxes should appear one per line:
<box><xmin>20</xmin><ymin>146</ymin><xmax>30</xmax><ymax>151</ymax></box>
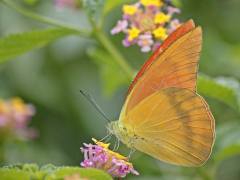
<box><xmin>24</xmin><ymin>0</ymin><xmax>39</xmax><ymax>5</ymax></box>
<box><xmin>0</xmin><ymin>28</ymin><xmax>76</xmax><ymax>64</ymax></box>
<box><xmin>87</xmin><ymin>47</ymin><xmax>129</xmax><ymax>97</ymax></box>
<box><xmin>45</xmin><ymin>167</ymin><xmax>113</xmax><ymax>180</ymax></box>
<box><xmin>82</xmin><ymin>0</ymin><xmax>106</xmax><ymax>20</ymax></box>
<box><xmin>103</xmin><ymin>0</ymin><xmax>135</xmax><ymax>16</ymax></box>
<box><xmin>197</xmin><ymin>75</ymin><xmax>240</xmax><ymax>112</ymax></box>
<box><xmin>1</xmin><ymin>163</ymin><xmax>24</xmax><ymax>170</ymax></box>
<box><xmin>172</xmin><ymin>0</ymin><xmax>182</xmax><ymax>8</ymax></box>
<box><xmin>212</xmin><ymin>123</ymin><xmax>240</xmax><ymax>162</ymax></box>
<box><xmin>0</xmin><ymin>169</ymin><xmax>30</xmax><ymax>180</ymax></box>
<box><xmin>22</xmin><ymin>164</ymin><xmax>39</xmax><ymax>174</ymax></box>
<box><xmin>215</xmin><ymin>144</ymin><xmax>240</xmax><ymax>162</ymax></box>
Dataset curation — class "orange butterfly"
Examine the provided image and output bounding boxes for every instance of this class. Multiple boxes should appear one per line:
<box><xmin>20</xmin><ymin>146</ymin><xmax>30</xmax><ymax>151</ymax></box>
<box><xmin>107</xmin><ymin>20</ymin><xmax>215</xmax><ymax>166</ymax></box>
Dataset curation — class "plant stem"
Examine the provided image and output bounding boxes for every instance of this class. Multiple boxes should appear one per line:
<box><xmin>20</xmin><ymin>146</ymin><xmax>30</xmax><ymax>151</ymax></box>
<box><xmin>196</xmin><ymin>166</ymin><xmax>213</xmax><ymax>180</ymax></box>
<box><xmin>95</xmin><ymin>31</ymin><xmax>135</xmax><ymax>81</ymax></box>
<box><xmin>1</xmin><ymin>0</ymin><xmax>91</xmax><ymax>37</ymax></box>
<box><xmin>86</xmin><ymin>14</ymin><xmax>135</xmax><ymax>81</ymax></box>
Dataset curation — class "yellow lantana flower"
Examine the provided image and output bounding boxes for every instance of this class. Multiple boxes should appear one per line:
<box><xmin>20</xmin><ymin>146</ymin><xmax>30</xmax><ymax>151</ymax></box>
<box><xmin>140</xmin><ymin>0</ymin><xmax>164</xmax><ymax>7</ymax></box>
<box><xmin>128</xmin><ymin>27</ymin><xmax>141</xmax><ymax>41</ymax></box>
<box><xmin>153</xmin><ymin>27</ymin><xmax>168</xmax><ymax>39</ymax></box>
<box><xmin>10</xmin><ymin>97</ymin><xmax>28</xmax><ymax>114</ymax></box>
<box><xmin>0</xmin><ymin>99</ymin><xmax>10</xmax><ymax>114</ymax></box>
<box><xmin>154</xmin><ymin>13</ymin><xmax>171</xmax><ymax>24</ymax></box>
<box><xmin>122</xmin><ymin>5</ymin><xmax>138</xmax><ymax>15</ymax></box>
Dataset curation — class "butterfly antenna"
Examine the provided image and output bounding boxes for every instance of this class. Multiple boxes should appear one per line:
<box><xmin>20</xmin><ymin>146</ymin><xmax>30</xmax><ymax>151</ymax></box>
<box><xmin>79</xmin><ymin>90</ymin><xmax>111</xmax><ymax>122</ymax></box>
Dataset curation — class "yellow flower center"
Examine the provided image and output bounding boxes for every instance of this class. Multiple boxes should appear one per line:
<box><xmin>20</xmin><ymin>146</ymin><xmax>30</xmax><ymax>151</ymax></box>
<box><xmin>10</xmin><ymin>98</ymin><xmax>28</xmax><ymax>114</ymax></box>
<box><xmin>122</xmin><ymin>5</ymin><xmax>137</xmax><ymax>15</ymax></box>
<box><xmin>142</xmin><ymin>39</ymin><xmax>149</xmax><ymax>46</ymax></box>
<box><xmin>140</xmin><ymin>14</ymin><xmax>155</xmax><ymax>31</ymax></box>
<box><xmin>153</xmin><ymin>27</ymin><xmax>168</xmax><ymax>39</ymax></box>
<box><xmin>140</xmin><ymin>0</ymin><xmax>164</xmax><ymax>7</ymax></box>
<box><xmin>154</xmin><ymin>13</ymin><xmax>171</xmax><ymax>24</ymax></box>
<box><xmin>0</xmin><ymin>99</ymin><xmax>9</xmax><ymax>114</ymax></box>
<box><xmin>128</xmin><ymin>27</ymin><xmax>141</xmax><ymax>41</ymax></box>
<box><xmin>92</xmin><ymin>138</ymin><xmax>129</xmax><ymax>162</ymax></box>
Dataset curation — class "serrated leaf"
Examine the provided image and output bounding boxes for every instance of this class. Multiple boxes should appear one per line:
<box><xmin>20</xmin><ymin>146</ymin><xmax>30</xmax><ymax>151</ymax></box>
<box><xmin>22</xmin><ymin>164</ymin><xmax>39</xmax><ymax>174</ymax></box>
<box><xmin>87</xmin><ymin>47</ymin><xmax>129</xmax><ymax>97</ymax></box>
<box><xmin>0</xmin><ymin>169</ymin><xmax>30</xmax><ymax>180</ymax></box>
<box><xmin>212</xmin><ymin>123</ymin><xmax>240</xmax><ymax>162</ymax></box>
<box><xmin>103</xmin><ymin>0</ymin><xmax>135</xmax><ymax>16</ymax></box>
<box><xmin>197</xmin><ymin>75</ymin><xmax>240</xmax><ymax>112</ymax></box>
<box><xmin>82</xmin><ymin>0</ymin><xmax>106</xmax><ymax>20</ymax></box>
<box><xmin>0</xmin><ymin>28</ymin><xmax>76</xmax><ymax>64</ymax></box>
<box><xmin>45</xmin><ymin>167</ymin><xmax>112</xmax><ymax>180</ymax></box>
<box><xmin>2</xmin><ymin>163</ymin><xmax>24</xmax><ymax>170</ymax></box>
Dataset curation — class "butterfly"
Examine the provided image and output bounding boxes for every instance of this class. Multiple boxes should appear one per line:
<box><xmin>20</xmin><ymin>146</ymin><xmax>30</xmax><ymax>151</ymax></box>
<box><xmin>107</xmin><ymin>19</ymin><xmax>215</xmax><ymax>166</ymax></box>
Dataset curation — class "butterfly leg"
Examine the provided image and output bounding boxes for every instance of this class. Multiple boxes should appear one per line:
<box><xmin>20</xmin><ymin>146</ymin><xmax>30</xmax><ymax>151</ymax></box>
<box><xmin>113</xmin><ymin>132</ymin><xmax>121</xmax><ymax>151</ymax></box>
<box><xmin>127</xmin><ymin>142</ymin><xmax>135</xmax><ymax>160</ymax></box>
<box><xmin>99</xmin><ymin>132</ymin><xmax>112</xmax><ymax>142</ymax></box>
<box><xmin>104</xmin><ymin>133</ymin><xmax>113</xmax><ymax>143</ymax></box>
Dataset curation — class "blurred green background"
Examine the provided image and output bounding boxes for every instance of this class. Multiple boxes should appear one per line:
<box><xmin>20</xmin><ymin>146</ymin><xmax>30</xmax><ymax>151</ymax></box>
<box><xmin>1</xmin><ymin>0</ymin><xmax>240</xmax><ymax>179</ymax></box>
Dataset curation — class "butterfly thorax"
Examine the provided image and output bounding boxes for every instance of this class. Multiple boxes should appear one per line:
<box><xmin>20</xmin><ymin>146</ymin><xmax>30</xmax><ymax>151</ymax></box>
<box><xmin>107</xmin><ymin>120</ymin><xmax>135</xmax><ymax>148</ymax></box>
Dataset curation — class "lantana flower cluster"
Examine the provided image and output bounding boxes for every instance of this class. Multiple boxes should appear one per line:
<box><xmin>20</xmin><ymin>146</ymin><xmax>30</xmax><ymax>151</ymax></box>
<box><xmin>0</xmin><ymin>97</ymin><xmax>37</xmax><ymax>141</ymax></box>
<box><xmin>111</xmin><ymin>0</ymin><xmax>182</xmax><ymax>52</ymax></box>
<box><xmin>80</xmin><ymin>138</ymin><xmax>139</xmax><ymax>178</ymax></box>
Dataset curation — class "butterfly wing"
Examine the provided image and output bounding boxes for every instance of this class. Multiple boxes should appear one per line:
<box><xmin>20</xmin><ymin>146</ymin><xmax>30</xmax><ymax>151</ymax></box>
<box><xmin>125</xmin><ymin>20</ymin><xmax>196</xmax><ymax>101</ymax></box>
<box><xmin>122</xmin><ymin>87</ymin><xmax>215</xmax><ymax>166</ymax></box>
<box><xmin>123</xmin><ymin>26</ymin><xmax>203</xmax><ymax>117</ymax></box>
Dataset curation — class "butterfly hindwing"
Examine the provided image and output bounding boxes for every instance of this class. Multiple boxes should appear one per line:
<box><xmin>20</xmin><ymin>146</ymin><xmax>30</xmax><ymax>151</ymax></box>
<box><xmin>122</xmin><ymin>87</ymin><xmax>215</xmax><ymax>166</ymax></box>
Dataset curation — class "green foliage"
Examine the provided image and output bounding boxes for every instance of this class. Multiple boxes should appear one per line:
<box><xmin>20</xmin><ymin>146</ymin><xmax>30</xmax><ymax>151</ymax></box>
<box><xmin>172</xmin><ymin>0</ymin><xmax>182</xmax><ymax>8</ymax></box>
<box><xmin>103</xmin><ymin>0</ymin><xmax>135</xmax><ymax>17</ymax></box>
<box><xmin>82</xmin><ymin>0</ymin><xmax>106</xmax><ymax>20</ymax></box>
<box><xmin>24</xmin><ymin>0</ymin><xmax>39</xmax><ymax>5</ymax></box>
<box><xmin>87</xmin><ymin>47</ymin><xmax>129</xmax><ymax>97</ymax></box>
<box><xmin>197</xmin><ymin>75</ymin><xmax>240</xmax><ymax>112</ymax></box>
<box><xmin>213</xmin><ymin>123</ymin><xmax>240</xmax><ymax>163</ymax></box>
<box><xmin>0</xmin><ymin>28</ymin><xmax>76</xmax><ymax>64</ymax></box>
<box><xmin>0</xmin><ymin>169</ymin><xmax>30</xmax><ymax>180</ymax></box>
<box><xmin>0</xmin><ymin>164</ymin><xmax>112</xmax><ymax>180</ymax></box>
<box><xmin>45</xmin><ymin>167</ymin><xmax>112</xmax><ymax>180</ymax></box>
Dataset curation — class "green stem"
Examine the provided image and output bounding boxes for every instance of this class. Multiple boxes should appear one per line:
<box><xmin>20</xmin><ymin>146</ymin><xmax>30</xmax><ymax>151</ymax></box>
<box><xmin>196</xmin><ymin>166</ymin><xmax>213</xmax><ymax>180</ymax></box>
<box><xmin>0</xmin><ymin>142</ymin><xmax>5</xmax><ymax>166</ymax></box>
<box><xmin>86</xmin><ymin>14</ymin><xmax>135</xmax><ymax>81</ymax></box>
<box><xmin>1</xmin><ymin>0</ymin><xmax>92</xmax><ymax>37</ymax></box>
<box><xmin>95</xmin><ymin>31</ymin><xmax>135</xmax><ymax>81</ymax></box>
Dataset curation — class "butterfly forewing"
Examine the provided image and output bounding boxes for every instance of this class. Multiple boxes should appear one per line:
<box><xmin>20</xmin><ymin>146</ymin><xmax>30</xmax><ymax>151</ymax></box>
<box><xmin>122</xmin><ymin>87</ymin><xmax>215</xmax><ymax>166</ymax></box>
<box><xmin>125</xmin><ymin>20</ymin><xmax>196</xmax><ymax>101</ymax></box>
<box><xmin>124</xmin><ymin>27</ymin><xmax>202</xmax><ymax>115</ymax></box>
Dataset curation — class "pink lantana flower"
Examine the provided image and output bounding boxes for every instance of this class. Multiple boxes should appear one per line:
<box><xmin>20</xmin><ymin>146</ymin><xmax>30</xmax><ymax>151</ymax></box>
<box><xmin>167</xmin><ymin>19</ymin><xmax>183</xmax><ymax>34</ymax></box>
<box><xmin>152</xmin><ymin>42</ymin><xmax>161</xmax><ymax>51</ymax></box>
<box><xmin>111</xmin><ymin>20</ymin><xmax>128</xmax><ymax>35</ymax></box>
<box><xmin>80</xmin><ymin>138</ymin><xmax>139</xmax><ymax>178</ymax></box>
<box><xmin>110</xmin><ymin>0</ymin><xmax>183</xmax><ymax>53</ymax></box>
<box><xmin>167</xmin><ymin>6</ymin><xmax>181</xmax><ymax>16</ymax></box>
<box><xmin>122</xmin><ymin>34</ymin><xmax>136</xmax><ymax>47</ymax></box>
<box><xmin>0</xmin><ymin>97</ymin><xmax>37</xmax><ymax>141</ymax></box>
<box><xmin>137</xmin><ymin>34</ymin><xmax>154</xmax><ymax>52</ymax></box>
